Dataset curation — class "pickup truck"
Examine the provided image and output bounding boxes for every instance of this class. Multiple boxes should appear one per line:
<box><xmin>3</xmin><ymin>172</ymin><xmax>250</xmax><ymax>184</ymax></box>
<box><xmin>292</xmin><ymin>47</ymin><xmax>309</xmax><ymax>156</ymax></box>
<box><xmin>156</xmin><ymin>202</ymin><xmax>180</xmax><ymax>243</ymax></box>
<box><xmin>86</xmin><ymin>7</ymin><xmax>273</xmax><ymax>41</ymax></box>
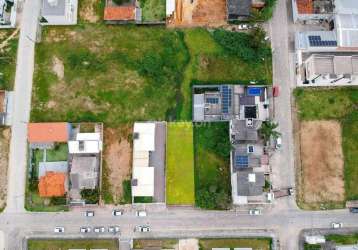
<box><xmin>273</xmin><ymin>188</ymin><xmax>294</xmax><ymax>199</ymax></box>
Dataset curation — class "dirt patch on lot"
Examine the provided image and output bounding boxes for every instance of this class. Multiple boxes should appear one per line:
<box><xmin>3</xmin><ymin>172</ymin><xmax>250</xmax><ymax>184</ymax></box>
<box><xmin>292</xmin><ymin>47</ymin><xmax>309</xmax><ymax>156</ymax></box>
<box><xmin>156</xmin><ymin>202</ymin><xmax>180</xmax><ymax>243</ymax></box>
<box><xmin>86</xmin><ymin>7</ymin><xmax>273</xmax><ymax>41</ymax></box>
<box><xmin>0</xmin><ymin>128</ymin><xmax>10</xmax><ymax>210</ymax></box>
<box><xmin>170</xmin><ymin>0</ymin><xmax>227</xmax><ymax>27</ymax></box>
<box><xmin>79</xmin><ymin>0</ymin><xmax>100</xmax><ymax>23</ymax></box>
<box><xmin>300</xmin><ymin>121</ymin><xmax>345</xmax><ymax>204</ymax></box>
<box><xmin>103</xmin><ymin>127</ymin><xmax>132</xmax><ymax>203</ymax></box>
<box><xmin>179</xmin><ymin>239</ymin><xmax>199</xmax><ymax>250</ymax></box>
<box><xmin>52</xmin><ymin>56</ymin><xmax>64</xmax><ymax>80</ymax></box>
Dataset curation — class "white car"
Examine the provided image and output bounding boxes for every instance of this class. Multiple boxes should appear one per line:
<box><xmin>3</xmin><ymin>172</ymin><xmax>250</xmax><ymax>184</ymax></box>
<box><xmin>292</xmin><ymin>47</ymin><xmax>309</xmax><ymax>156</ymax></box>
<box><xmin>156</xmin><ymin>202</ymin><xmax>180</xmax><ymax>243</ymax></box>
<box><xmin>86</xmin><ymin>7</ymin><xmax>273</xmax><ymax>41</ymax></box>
<box><xmin>80</xmin><ymin>226</ymin><xmax>91</xmax><ymax>233</ymax></box>
<box><xmin>135</xmin><ymin>225</ymin><xmax>150</xmax><ymax>232</ymax></box>
<box><xmin>275</xmin><ymin>137</ymin><xmax>282</xmax><ymax>149</ymax></box>
<box><xmin>249</xmin><ymin>209</ymin><xmax>262</xmax><ymax>215</ymax></box>
<box><xmin>85</xmin><ymin>211</ymin><xmax>94</xmax><ymax>217</ymax></box>
<box><xmin>136</xmin><ymin>210</ymin><xmax>147</xmax><ymax>217</ymax></box>
<box><xmin>54</xmin><ymin>227</ymin><xmax>64</xmax><ymax>233</ymax></box>
<box><xmin>112</xmin><ymin>209</ymin><xmax>123</xmax><ymax>216</ymax></box>
<box><xmin>238</xmin><ymin>24</ymin><xmax>250</xmax><ymax>30</ymax></box>
<box><xmin>108</xmin><ymin>226</ymin><xmax>120</xmax><ymax>233</ymax></box>
<box><xmin>94</xmin><ymin>226</ymin><xmax>105</xmax><ymax>233</ymax></box>
<box><xmin>331</xmin><ymin>222</ymin><xmax>343</xmax><ymax>229</ymax></box>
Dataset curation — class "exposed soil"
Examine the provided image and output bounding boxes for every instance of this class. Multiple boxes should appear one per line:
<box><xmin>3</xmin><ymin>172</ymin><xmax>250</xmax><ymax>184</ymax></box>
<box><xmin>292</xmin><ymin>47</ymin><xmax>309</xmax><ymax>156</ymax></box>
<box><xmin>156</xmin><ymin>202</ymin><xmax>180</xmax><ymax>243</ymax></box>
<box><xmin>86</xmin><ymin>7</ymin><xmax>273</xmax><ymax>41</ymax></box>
<box><xmin>79</xmin><ymin>0</ymin><xmax>100</xmax><ymax>23</ymax></box>
<box><xmin>52</xmin><ymin>56</ymin><xmax>64</xmax><ymax>80</ymax></box>
<box><xmin>170</xmin><ymin>0</ymin><xmax>227</xmax><ymax>27</ymax></box>
<box><xmin>0</xmin><ymin>128</ymin><xmax>10</xmax><ymax>210</ymax></box>
<box><xmin>179</xmin><ymin>239</ymin><xmax>199</xmax><ymax>250</ymax></box>
<box><xmin>103</xmin><ymin>127</ymin><xmax>132</xmax><ymax>203</ymax></box>
<box><xmin>300</xmin><ymin>121</ymin><xmax>345</xmax><ymax>204</ymax></box>
<box><xmin>0</xmin><ymin>28</ymin><xmax>19</xmax><ymax>52</ymax></box>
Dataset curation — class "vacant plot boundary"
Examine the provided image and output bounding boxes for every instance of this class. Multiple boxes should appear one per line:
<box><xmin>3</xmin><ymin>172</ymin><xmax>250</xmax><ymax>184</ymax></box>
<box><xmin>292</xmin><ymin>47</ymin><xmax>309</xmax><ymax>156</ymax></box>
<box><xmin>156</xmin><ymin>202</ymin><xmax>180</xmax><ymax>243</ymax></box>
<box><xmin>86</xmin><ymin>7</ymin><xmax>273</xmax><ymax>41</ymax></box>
<box><xmin>295</xmin><ymin>87</ymin><xmax>358</xmax><ymax>209</ymax></box>
<box><xmin>199</xmin><ymin>238</ymin><xmax>272</xmax><ymax>250</ymax></box>
<box><xmin>27</xmin><ymin>239</ymin><xmax>119</xmax><ymax>250</ymax></box>
<box><xmin>166</xmin><ymin>122</ymin><xmax>195</xmax><ymax>205</ymax></box>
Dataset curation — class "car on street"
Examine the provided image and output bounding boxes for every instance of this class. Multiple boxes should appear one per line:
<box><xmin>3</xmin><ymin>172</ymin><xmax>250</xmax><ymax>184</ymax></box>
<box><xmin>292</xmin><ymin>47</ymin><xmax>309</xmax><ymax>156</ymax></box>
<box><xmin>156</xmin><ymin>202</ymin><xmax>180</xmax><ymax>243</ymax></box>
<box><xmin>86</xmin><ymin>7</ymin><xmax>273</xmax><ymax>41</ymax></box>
<box><xmin>112</xmin><ymin>209</ymin><xmax>123</xmax><ymax>216</ymax></box>
<box><xmin>54</xmin><ymin>227</ymin><xmax>64</xmax><ymax>233</ymax></box>
<box><xmin>135</xmin><ymin>225</ymin><xmax>150</xmax><ymax>232</ymax></box>
<box><xmin>249</xmin><ymin>209</ymin><xmax>262</xmax><ymax>215</ymax></box>
<box><xmin>350</xmin><ymin>207</ymin><xmax>358</xmax><ymax>213</ymax></box>
<box><xmin>85</xmin><ymin>211</ymin><xmax>94</xmax><ymax>217</ymax></box>
<box><xmin>108</xmin><ymin>226</ymin><xmax>120</xmax><ymax>234</ymax></box>
<box><xmin>136</xmin><ymin>210</ymin><xmax>147</xmax><ymax>217</ymax></box>
<box><xmin>94</xmin><ymin>226</ymin><xmax>105</xmax><ymax>233</ymax></box>
<box><xmin>331</xmin><ymin>222</ymin><xmax>343</xmax><ymax>229</ymax></box>
<box><xmin>80</xmin><ymin>226</ymin><xmax>91</xmax><ymax>233</ymax></box>
<box><xmin>273</xmin><ymin>86</ymin><xmax>280</xmax><ymax>97</ymax></box>
<box><xmin>275</xmin><ymin>136</ymin><xmax>282</xmax><ymax>149</ymax></box>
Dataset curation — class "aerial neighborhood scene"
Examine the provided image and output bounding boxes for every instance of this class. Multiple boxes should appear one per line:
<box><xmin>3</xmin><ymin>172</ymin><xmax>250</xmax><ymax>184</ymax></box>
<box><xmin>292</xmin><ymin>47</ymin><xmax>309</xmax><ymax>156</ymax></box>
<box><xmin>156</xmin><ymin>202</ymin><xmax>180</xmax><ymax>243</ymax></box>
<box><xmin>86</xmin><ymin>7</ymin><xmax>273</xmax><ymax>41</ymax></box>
<box><xmin>0</xmin><ymin>0</ymin><xmax>358</xmax><ymax>249</ymax></box>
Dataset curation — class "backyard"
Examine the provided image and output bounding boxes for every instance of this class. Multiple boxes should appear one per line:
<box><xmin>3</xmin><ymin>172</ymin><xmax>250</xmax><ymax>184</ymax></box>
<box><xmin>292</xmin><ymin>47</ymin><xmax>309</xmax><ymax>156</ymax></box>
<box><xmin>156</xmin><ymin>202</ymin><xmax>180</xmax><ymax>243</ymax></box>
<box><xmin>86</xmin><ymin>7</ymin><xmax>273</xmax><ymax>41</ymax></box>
<box><xmin>194</xmin><ymin>123</ymin><xmax>231</xmax><ymax>209</ymax></box>
<box><xmin>199</xmin><ymin>238</ymin><xmax>272</xmax><ymax>250</ymax></box>
<box><xmin>25</xmin><ymin>143</ymin><xmax>69</xmax><ymax>212</ymax></box>
<box><xmin>140</xmin><ymin>0</ymin><xmax>166</xmax><ymax>22</ymax></box>
<box><xmin>0</xmin><ymin>29</ymin><xmax>19</xmax><ymax>90</ymax></box>
<box><xmin>294</xmin><ymin>87</ymin><xmax>358</xmax><ymax>208</ymax></box>
<box><xmin>166</xmin><ymin>122</ymin><xmax>195</xmax><ymax>205</ymax></box>
<box><xmin>27</xmin><ymin>239</ymin><xmax>119</xmax><ymax>250</ymax></box>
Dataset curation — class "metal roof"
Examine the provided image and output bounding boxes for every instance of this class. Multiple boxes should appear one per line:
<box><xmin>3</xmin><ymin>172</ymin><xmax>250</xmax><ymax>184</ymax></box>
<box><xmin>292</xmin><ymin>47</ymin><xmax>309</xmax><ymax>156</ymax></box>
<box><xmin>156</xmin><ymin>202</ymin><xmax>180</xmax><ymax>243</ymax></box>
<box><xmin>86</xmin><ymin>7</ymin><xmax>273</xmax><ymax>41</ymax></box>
<box><xmin>237</xmin><ymin>170</ymin><xmax>265</xmax><ymax>196</ymax></box>
<box><xmin>227</xmin><ymin>0</ymin><xmax>251</xmax><ymax>19</ymax></box>
<box><xmin>336</xmin><ymin>14</ymin><xmax>358</xmax><ymax>48</ymax></box>
<box><xmin>42</xmin><ymin>0</ymin><xmax>66</xmax><ymax>16</ymax></box>
<box><xmin>39</xmin><ymin>161</ymin><xmax>68</xmax><ymax>178</ymax></box>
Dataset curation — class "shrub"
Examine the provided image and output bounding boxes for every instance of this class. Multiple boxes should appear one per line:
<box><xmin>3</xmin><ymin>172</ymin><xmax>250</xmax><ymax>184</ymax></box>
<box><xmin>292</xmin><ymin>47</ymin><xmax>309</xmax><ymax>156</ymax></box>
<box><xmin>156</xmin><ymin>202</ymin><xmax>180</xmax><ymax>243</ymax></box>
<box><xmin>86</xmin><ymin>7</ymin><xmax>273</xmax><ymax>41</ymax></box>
<box><xmin>80</xmin><ymin>188</ymin><xmax>99</xmax><ymax>204</ymax></box>
<box><xmin>121</xmin><ymin>180</ymin><xmax>132</xmax><ymax>204</ymax></box>
<box><xmin>50</xmin><ymin>195</ymin><xmax>67</xmax><ymax>205</ymax></box>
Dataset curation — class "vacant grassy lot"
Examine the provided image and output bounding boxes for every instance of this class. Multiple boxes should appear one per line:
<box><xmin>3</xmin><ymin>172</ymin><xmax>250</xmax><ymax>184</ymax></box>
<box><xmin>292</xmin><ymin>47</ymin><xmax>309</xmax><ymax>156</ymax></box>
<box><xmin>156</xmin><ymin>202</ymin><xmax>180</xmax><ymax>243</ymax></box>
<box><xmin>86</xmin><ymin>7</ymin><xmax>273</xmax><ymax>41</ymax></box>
<box><xmin>140</xmin><ymin>0</ymin><xmax>166</xmax><ymax>22</ymax></box>
<box><xmin>194</xmin><ymin>123</ymin><xmax>231</xmax><ymax>209</ymax></box>
<box><xmin>0</xmin><ymin>29</ymin><xmax>19</xmax><ymax>90</ymax></box>
<box><xmin>28</xmin><ymin>239</ymin><xmax>119</xmax><ymax>250</ymax></box>
<box><xmin>78</xmin><ymin>0</ymin><xmax>105</xmax><ymax>23</ymax></box>
<box><xmin>133</xmin><ymin>239</ymin><xmax>178</xmax><ymax>249</ymax></box>
<box><xmin>166</xmin><ymin>122</ymin><xmax>195</xmax><ymax>205</ymax></box>
<box><xmin>326</xmin><ymin>233</ymin><xmax>358</xmax><ymax>244</ymax></box>
<box><xmin>295</xmin><ymin>87</ymin><xmax>358</xmax><ymax>207</ymax></box>
<box><xmin>199</xmin><ymin>238</ymin><xmax>272</xmax><ymax>250</ymax></box>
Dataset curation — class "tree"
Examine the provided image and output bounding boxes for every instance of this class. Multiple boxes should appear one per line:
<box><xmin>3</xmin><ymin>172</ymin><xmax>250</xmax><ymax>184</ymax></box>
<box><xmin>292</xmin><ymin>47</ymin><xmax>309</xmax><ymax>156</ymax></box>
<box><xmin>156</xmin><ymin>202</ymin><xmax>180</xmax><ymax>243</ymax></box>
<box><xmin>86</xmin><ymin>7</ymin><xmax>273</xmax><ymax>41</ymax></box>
<box><xmin>80</xmin><ymin>188</ymin><xmax>99</xmax><ymax>204</ymax></box>
<box><xmin>259</xmin><ymin>120</ymin><xmax>281</xmax><ymax>142</ymax></box>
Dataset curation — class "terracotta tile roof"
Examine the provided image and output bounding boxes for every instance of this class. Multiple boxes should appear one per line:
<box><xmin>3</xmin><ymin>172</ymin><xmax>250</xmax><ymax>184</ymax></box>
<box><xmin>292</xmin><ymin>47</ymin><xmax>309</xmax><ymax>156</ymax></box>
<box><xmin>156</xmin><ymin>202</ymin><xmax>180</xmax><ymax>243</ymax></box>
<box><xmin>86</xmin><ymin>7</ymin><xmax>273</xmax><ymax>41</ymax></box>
<box><xmin>38</xmin><ymin>172</ymin><xmax>66</xmax><ymax>197</ymax></box>
<box><xmin>296</xmin><ymin>0</ymin><xmax>313</xmax><ymax>14</ymax></box>
<box><xmin>28</xmin><ymin>122</ymin><xmax>69</xmax><ymax>143</ymax></box>
<box><xmin>104</xmin><ymin>6</ymin><xmax>135</xmax><ymax>21</ymax></box>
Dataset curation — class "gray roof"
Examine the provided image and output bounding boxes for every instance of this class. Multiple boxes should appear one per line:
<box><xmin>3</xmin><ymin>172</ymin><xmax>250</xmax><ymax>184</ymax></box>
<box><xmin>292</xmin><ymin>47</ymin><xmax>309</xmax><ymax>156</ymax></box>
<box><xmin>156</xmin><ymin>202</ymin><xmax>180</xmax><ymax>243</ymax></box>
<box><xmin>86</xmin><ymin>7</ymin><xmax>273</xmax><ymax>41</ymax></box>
<box><xmin>39</xmin><ymin>161</ymin><xmax>68</xmax><ymax>178</ymax></box>
<box><xmin>308</xmin><ymin>54</ymin><xmax>358</xmax><ymax>75</ymax></box>
<box><xmin>193</xmin><ymin>94</ymin><xmax>205</xmax><ymax>121</ymax></box>
<box><xmin>231</xmin><ymin>119</ymin><xmax>261</xmax><ymax>141</ymax></box>
<box><xmin>233</xmin><ymin>149</ymin><xmax>261</xmax><ymax>172</ymax></box>
<box><xmin>42</xmin><ymin>0</ymin><xmax>66</xmax><ymax>16</ymax></box>
<box><xmin>70</xmin><ymin>156</ymin><xmax>99</xmax><ymax>190</ymax></box>
<box><xmin>237</xmin><ymin>170</ymin><xmax>265</xmax><ymax>196</ymax></box>
<box><xmin>227</xmin><ymin>0</ymin><xmax>251</xmax><ymax>19</ymax></box>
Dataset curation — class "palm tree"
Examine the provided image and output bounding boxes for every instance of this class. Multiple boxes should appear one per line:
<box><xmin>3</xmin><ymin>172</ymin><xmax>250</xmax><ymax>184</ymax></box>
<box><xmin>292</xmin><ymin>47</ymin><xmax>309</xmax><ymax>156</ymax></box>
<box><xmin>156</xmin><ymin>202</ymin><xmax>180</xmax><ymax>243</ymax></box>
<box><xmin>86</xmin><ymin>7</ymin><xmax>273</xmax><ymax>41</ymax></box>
<box><xmin>260</xmin><ymin>120</ymin><xmax>281</xmax><ymax>142</ymax></box>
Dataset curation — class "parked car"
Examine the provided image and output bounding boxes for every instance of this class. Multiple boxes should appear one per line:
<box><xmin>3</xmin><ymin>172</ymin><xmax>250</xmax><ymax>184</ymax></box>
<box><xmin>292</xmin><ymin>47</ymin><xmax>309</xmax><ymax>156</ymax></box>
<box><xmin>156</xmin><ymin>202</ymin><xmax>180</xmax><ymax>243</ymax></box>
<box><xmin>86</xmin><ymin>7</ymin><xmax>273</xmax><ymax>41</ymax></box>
<box><xmin>112</xmin><ymin>209</ymin><xmax>123</xmax><ymax>216</ymax></box>
<box><xmin>275</xmin><ymin>137</ymin><xmax>282</xmax><ymax>149</ymax></box>
<box><xmin>273</xmin><ymin>86</ymin><xmax>280</xmax><ymax>97</ymax></box>
<box><xmin>80</xmin><ymin>226</ymin><xmax>91</xmax><ymax>233</ymax></box>
<box><xmin>94</xmin><ymin>226</ymin><xmax>105</xmax><ymax>233</ymax></box>
<box><xmin>350</xmin><ymin>207</ymin><xmax>358</xmax><ymax>213</ymax></box>
<box><xmin>249</xmin><ymin>209</ymin><xmax>262</xmax><ymax>215</ymax></box>
<box><xmin>331</xmin><ymin>222</ymin><xmax>343</xmax><ymax>229</ymax></box>
<box><xmin>136</xmin><ymin>210</ymin><xmax>147</xmax><ymax>217</ymax></box>
<box><xmin>135</xmin><ymin>225</ymin><xmax>150</xmax><ymax>232</ymax></box>
<box><xmin>54</xmin><ymin>227</ymin><xmax>65</xmax><ymax>233</ymax></box>
<box><xmin>85</xmin><ymin>211</ymin><xmax>94</xmax><ymax>217</ymax></box>
<box><xmin>237</xmin><ymin>24</ymin><xmax>252</xmax><ymax>30</ymax></box>
<box><xmin>108</xmin><ymin>226</ymin><xmax>120</xmax><ymax>234</ymax></box>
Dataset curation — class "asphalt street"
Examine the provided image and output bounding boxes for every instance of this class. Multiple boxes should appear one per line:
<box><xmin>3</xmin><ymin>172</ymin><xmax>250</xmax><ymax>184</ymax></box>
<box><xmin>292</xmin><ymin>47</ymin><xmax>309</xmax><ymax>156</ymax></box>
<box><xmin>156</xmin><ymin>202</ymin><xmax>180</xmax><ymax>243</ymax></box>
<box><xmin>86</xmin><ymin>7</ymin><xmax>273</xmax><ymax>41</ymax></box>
<box><xmin>2</xmin><ymin>0</ymin><xmax>358</xmax><ymax>250</ymax></box>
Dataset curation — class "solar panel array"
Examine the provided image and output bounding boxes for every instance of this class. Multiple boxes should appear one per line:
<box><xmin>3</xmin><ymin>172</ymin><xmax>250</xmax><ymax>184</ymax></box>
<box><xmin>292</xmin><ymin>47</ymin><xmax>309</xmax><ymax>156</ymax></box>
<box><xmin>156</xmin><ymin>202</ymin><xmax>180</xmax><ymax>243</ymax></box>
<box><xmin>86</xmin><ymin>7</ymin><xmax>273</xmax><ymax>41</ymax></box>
<box><xmin>308</xmin><ymin>35</ymin><xmax>337</xmax><ymax>47</ymax></box>
<box><xmin>206</xmin><ymin>97</ymin><xmax>219</xmax><ymax>104</ymax></box>
<box><xmin>236</xmin><ymin>155</ymin><xmax>249</xmax><ymax>168</ymax></box>
<box><xmin>221</xmin><ymin>85</ymin><xmax>232</xmax><ymax>114</ymax></box>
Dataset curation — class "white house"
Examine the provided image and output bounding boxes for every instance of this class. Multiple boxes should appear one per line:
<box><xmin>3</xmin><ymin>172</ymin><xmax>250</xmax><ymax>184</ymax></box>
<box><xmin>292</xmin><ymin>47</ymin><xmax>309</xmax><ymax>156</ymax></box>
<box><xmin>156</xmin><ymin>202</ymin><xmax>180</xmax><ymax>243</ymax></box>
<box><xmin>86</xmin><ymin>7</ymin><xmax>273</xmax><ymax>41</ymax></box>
<box><xmin>41</xmin><ymin>0</ymin><xmax>78</xmax><ymax>25</ymax></box>
<box><xmin>68</xmin><ymin>132</ymin><xmax>102</xmax><ymax>154</ymax></box>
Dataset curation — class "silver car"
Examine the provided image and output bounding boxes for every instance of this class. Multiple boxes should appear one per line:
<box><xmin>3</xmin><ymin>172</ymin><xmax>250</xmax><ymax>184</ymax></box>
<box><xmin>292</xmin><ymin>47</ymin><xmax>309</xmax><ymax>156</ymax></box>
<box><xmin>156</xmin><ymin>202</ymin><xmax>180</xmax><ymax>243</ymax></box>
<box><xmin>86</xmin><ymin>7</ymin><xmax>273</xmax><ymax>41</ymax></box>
<box><xmin>108</xmin><ymin>226</ymin><xmax>120</xmax><ymax>234</ymax></box>
<box><xmin>80</xmin><ymin>226</ymin><xmax>91</xmax><ymax>233</ymax></box>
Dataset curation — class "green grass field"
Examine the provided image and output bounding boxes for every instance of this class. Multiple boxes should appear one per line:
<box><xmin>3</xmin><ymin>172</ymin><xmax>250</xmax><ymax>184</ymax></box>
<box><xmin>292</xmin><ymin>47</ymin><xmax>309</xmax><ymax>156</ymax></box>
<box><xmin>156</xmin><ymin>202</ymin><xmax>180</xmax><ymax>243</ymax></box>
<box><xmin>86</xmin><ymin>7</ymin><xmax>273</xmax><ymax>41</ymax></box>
<box><xmin>326</xmin><ymin>233</ymin><xmax>358</xmax><ymax>244</ymax></box>
<box><xmin>140</xmin><ymin>0</ymin><xmax>166</xmax><ymax>22</ymax></box>
<box><xmin>194</xmin><ymin>123</ymin><xmax>231</xmax><ymax>209</ymax></box>
<box><xmin>166</xmin><ymin>122</ymin><xmax>195</xmax><ymax>205</ymax></box>
<box><xmin>295</xmin><ymin>87</ymin><xmax>358</xmax><ymax>203</ymax></box>
<box><xmin>199</xmin><ymin>238</ymin><xmax>272</xmax><ymax>250</ymax></box>
<box><xmin>0</xmin><ymin>29</ymin><xmax>18</xmax><ymax>90</ymax></box>
<box><xmin>27</xmin><ymin>239</ymin><xmax>119</xmax><ymax>250</ymax></box>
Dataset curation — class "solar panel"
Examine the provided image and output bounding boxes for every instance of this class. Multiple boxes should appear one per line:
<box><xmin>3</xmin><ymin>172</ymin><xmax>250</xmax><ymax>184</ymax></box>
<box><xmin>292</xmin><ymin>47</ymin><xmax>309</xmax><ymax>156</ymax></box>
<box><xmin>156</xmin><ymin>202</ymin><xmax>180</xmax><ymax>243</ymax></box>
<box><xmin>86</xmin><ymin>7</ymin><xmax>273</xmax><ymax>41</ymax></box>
<box><xmin>236</xmin><ymin>155</ymin><xmax>249</xmax><ymax>168</ymax></box>
<box><xmin>247</xmin><ymin>87</ymin><xmax>262</xmax><ymax>96</ymax></box>
<box><xmin>221</xmin><ymin>85</ymin><xmax>232</xmax><ymax>114</ymax></box>
<box><xmin>206</xmin><ymin>97</ymin><xmax>219</xmax><ymax>104</ymax></box>
<box><xmin>308</xmin><ymin>35</ymin><xmax>337</xmax><ymax>47</ymax></box>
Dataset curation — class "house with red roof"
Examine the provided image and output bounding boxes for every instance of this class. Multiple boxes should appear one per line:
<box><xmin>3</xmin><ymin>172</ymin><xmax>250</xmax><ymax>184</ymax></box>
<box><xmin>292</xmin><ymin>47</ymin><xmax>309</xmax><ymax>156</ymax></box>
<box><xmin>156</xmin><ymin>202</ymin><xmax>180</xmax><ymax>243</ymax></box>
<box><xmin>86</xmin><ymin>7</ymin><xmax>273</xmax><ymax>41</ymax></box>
<box><xmin>104</xmin><ymin>0</ymin><xmax>138</xmax><ymax>24</ymax></box>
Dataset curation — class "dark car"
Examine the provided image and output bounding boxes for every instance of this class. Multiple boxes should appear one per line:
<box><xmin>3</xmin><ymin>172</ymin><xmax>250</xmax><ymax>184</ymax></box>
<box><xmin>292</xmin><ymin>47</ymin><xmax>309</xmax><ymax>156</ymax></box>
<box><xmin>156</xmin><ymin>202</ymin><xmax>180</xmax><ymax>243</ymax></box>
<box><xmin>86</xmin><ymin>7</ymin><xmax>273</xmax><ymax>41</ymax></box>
<box><xmin>350</xmin><ymin>207</ymin><xmax>358</xmax><ymax>213</ymax></box>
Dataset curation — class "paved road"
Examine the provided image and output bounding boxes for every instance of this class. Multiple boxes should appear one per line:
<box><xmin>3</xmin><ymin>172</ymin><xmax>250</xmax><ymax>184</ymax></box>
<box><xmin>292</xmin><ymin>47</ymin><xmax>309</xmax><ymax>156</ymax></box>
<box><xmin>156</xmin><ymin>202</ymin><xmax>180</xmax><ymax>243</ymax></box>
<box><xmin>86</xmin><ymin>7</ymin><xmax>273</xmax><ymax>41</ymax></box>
<box><xmin>5</xmin><ymin>0</ymin><xmax>41</xmax><ymax>213</ymax></box>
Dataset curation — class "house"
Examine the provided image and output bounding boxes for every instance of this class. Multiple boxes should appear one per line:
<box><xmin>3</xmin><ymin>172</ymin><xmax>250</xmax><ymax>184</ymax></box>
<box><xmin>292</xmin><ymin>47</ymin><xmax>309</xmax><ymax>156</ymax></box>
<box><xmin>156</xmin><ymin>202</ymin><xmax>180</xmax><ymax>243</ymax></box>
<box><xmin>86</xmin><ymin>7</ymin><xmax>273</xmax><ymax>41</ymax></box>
<box><xmin>291</xmin><ymin>0</ymin><xmax>334</xmax><ymax>23</ymax></box>
<box><xmin>0</xmin><ymin>0</ymin><xmax>16</xmax><ymax>28</ymax></box>
<box><xmin>38</xmin><ymin>171</ymin><xmax>66</xmax><ymax>197</ymax></box>
<box><xmin>131</xmin><ymin>122</ymin><xmax>166</xmax><ymax>203</ymax></box>
<box><xmin>104</xmin><ymin>0</ymin><xmax>138</xmax><ymax>24</ymax></box>
<box><xmin>68</xmin><ymin>132</ymin><xmax>103</xmax><ymax>154</ymax></box>
<box><xmin>299</xmin><ymin>54</ymin><xmax>358</xmax><ymax>86</ymax></box>
<box><xmin>227</xmin><ymin>0</ymin><xmax>251</xmax><ymax>21</ymax></box>
<box><xmin>28</xmin><ymin>122</ymin><xmax>70</xmax><ymax>148</ymax></box>
<box><xmin>70</xmin><ymin>156</ymin><xmax>99</xmax><ymax>192</ymax></box>
<box><xmin>40</xmin><ymin>0</ymin><xmax>78</xmax><ymax>25</ymax></box>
